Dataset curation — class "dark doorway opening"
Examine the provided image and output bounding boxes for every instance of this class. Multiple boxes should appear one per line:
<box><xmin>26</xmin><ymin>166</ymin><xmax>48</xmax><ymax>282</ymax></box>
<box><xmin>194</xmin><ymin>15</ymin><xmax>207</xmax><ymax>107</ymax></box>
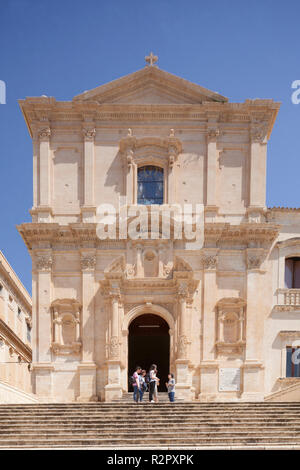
<box><xmin>128</xmin><ymin>314</ymin><xmax>170</xmax><ymax>392</ymax></box>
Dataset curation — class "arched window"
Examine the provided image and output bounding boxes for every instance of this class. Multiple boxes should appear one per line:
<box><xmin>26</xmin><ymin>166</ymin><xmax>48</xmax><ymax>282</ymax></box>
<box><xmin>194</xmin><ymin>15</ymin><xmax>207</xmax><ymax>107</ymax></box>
<box><xmin>137</xmin><ymin>166</ymin><xmax>164</xmax><ymax>205</ymax></box>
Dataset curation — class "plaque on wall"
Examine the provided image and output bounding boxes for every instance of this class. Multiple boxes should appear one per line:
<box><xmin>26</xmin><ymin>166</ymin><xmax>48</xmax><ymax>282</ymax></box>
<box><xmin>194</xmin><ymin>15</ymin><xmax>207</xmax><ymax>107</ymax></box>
<box><xmin>219</xmin><ymin>368</ymin><xmax>240</xmax><ymax>391</ymax></box>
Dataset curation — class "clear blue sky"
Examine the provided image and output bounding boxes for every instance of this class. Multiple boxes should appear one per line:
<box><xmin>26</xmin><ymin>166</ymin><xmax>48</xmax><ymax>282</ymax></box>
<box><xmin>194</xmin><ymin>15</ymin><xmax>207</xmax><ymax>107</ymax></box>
<box><xmin>0</xmin><ymin>0</ymin><xmax>299</xmax><ymax>293</ymax></box>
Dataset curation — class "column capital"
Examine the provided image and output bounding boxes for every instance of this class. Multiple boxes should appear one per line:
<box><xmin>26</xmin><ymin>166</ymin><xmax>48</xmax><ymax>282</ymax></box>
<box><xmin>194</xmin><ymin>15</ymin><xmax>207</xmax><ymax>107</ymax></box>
<box><xmin>80</xmin><ymin>254</ymin><xmax>96</xmax><ymax>271</ymax></box>
<box><xmin>38</xmin><ymin>127</ymin><xmax>51</xmax><ymax>141</ymax></box>
<box><xmin>34</xmin><ymin>252</ymin><xmax>53</xmax><ymax>271</ymax></box>
<box><xmin>201</xmin><ymin>254</ymin><xmax>218</xmax><ymax>270</ymax></box>
<box><xmin>206</xmin><ymin>128</ymin><xmax>220</xmax><ymax>142</ymax></box>
<box><xmin>82</xmin><ymin>127</ymin><xmax>96</xmax><ymax>141</ymax></box>
<box><xmin>250</xmin><ymin>124</ymin><xmax>267</xmax><ymax>143</ymax></box>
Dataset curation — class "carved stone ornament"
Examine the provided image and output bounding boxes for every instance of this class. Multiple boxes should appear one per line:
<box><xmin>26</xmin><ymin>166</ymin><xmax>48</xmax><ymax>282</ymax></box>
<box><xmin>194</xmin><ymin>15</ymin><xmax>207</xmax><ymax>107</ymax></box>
<box><xmin>126</xmin><ymin>149</ymin><xmax>134</xmax><ymax>167</ymax></box>
<box><xmin>35</xmin><ymin>255</ymin><xmax>53</xmax><ymax>271</ymax></box>
<box><xmin>80</xmin><ymin>255</ymin><xmax>96</xmax><ymax>270</ymax></box>
<box><xmin>207</xmin><ymin>128</ymin><xmax>220</xmax><ymax>140</ymax></box>
<box><xmin>215</xmin><ymin>297</ymin><xmax>246</xmax><ymax>356</ymax></box>
<box><xmin>82</xmin><ymin>128</ymin><xmax>96</xmax><ymax>140</ymax></box>
<box><xmin>163</xmin><ymin>264</ymin><xmax>172</xmax><ymax>278</ymax></box>
<box><xmin>125</xmin><ymin>264</ymin><xmax>136</xmax><ymax>279</ymax></box>
<box><xmin>109</xmin><ymin>336</ymin><xmax>120</xmax><ymax>359</ymax></box>
<box><xmin>38</xmin><ymin>127</ymin><xmax>51</xmax><ymax>140</ymax></box>
<box><xmin>246</xmin><ymin>250</ymin><xmax>265</xmax><ymax>270</ymax></box>
<box><xmin>169</xmin><ymin>154</ymin><xmax>175</xmax><ymax>168</ymax></box>
<box><xmin>202</xmin><ymin>255</ymin><xmax>217</xmax><ymax>270</ymax></box>
<box><xmin>250</xmin><ymin>125</ymin><xmax>267</xmax><ymax>143</ymax></box>
<box><xmin>119</xmin><ymin>136</ymin><xmax>182</xmax><ymax>168</ymax></box>
<box><xmin>50</xmin><ymin>299</ymin><xmax>82</xmax><ymax>356</ymax></box>
<box><xmin>178</xmin><ymin>335</ymin><xmax>188</xmax><ymax>359</ymax></box>
<box><xmin>247</xmin><ymin>256</ymin><xmax>262</xmax><ymax>269</ymax></box>
<box><xmin>178</xmin><ymin>281</ymin><xmax>189</xmax><ymax>297</ymax></box>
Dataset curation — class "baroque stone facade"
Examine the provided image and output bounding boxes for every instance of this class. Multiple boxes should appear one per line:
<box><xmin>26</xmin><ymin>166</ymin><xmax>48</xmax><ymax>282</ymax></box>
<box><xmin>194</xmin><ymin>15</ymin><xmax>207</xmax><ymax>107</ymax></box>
<box><xmin>17</xmin><ymin>57</ymin><xmax>300</xmax><ymax>402</ymax></box>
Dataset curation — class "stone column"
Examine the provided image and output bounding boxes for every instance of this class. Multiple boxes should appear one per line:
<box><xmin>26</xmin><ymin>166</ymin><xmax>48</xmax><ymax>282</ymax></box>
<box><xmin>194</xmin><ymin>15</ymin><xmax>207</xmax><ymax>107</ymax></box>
<box><xmin>38</xmin><ymin>127</ymin><xmax>52</xmax><ymax>220</ymax></box>
<box><xmin>78</xmin><ymin>252</ymin><xmax>97</xmax><ymax>401</ymax></box>
<box><xmin>81</xmin><ymin>127</ymin><xmax>96</xmax><ymax>221</ymax></box>
<box><xmin>249</xmin><ymin>125</ymin><xmax>267</xmax><ymax>208</ymax></box>
<box><xmin>32</xmin><ymin>250</ymin><xmax>54</xmax><ymax>400</ymax></box>
<box><xmin>105</xmin><ymin>285</ymin><xmax>123</xmax><ymax>401</ymax></box>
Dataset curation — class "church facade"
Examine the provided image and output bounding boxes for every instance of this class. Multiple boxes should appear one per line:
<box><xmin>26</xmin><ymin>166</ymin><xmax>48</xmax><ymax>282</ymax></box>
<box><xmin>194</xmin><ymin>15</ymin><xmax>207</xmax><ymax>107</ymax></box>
<box><xmin>17</xmin><ymin>56</ymin><xmax>300</xmax><ymax>402</ymax></box>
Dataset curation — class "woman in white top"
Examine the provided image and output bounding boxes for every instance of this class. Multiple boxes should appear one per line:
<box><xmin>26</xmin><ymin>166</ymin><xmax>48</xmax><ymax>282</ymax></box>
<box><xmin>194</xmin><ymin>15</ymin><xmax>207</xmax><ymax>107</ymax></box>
<box><xmin>148</xmin><ymin>364</ymin><xmax>159</xmax><ymax>403</ymax></box>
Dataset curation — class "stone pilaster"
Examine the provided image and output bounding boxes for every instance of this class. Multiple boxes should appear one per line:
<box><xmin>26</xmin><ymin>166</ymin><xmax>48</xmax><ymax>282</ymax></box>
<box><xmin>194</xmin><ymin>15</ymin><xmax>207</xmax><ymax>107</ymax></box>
<box><xmin>199</xmin><ymin>251</ymin><xmax>219</xmax><ymax>401</ymax></box>
<box><xmin>175</xmin><ymin>282</ymin><xmax>192</xmax><ymax>400</ymax></box>
<box><xmin>32</xmin><ymin>250</ymin><xmax>53</xmax><ymax>399</ymax></box>
<box><xmin>126</xmin><ymin>148</ymin><xmax>135</xmax><ymax>205</ymax></box>
<box><xmin>38</xmin><ymin>126</ymin><xmax>52</xmax><ymax>221</ymax></box>
<box><xmin>206</xmin><ymin>127</ymin><xmax>219</xmax><ymax>211</ymax></box>
<box><xmin>78</xmin><ymin>251</ymin><xmax>97</xmax><ymax>401</ymax></box>
<box><xmin>249</xmin><ymin>124</ymin><xmax>267</xmax><ymax>208</ymax></box>
<box><xmin>81</xmin><ymin>127</ymin><xmax>96</xmax><ymax>222</ymax></box>
<box><xmin>135</xmin><ymin>244</ymin><xmax>144</xmax><ymax>278</ymax></box>
<box><xmin>105</xmin><ymin>283</ymin><xmax>123</xmax><ymax>401</ymax></box>
<box><xmin>243</xmin><ymin>248</ymin><xmax>265</xmax><ymax>400</ymax></box>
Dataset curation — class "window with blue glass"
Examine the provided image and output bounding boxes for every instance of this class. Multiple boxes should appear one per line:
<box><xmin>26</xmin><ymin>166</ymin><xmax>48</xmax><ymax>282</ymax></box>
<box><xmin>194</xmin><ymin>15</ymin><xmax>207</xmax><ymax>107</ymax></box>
<box><xmin>286</xmin><ymin>347</ymin><xmax>300</xmax><ymax>377</ymax></box>
<box><xmin>137</xmin><ymin>166</ymin><xmax>164</xmax><ymax>205</ymax></box>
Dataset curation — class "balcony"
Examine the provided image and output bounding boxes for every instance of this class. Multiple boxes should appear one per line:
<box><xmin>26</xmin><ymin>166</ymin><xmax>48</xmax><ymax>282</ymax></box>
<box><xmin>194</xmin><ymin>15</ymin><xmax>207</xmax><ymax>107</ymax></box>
<box><xmin>275</xmin><ymin>289</ymin><xmax>300</xmax><ymax>311</ymax></box>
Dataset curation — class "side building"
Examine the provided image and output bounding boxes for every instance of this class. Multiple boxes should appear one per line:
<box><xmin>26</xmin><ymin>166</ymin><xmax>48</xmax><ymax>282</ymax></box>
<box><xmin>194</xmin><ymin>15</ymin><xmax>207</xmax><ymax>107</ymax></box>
<box><xmin>0</xmin><ymin>251</ymin><xmax>35</xmax><ymax>403</ymax></box>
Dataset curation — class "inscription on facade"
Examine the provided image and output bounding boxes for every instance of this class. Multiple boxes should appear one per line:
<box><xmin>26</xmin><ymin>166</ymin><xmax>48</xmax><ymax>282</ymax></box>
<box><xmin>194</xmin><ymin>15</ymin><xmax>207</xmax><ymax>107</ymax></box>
<box><xmin>219</xmin><ymin>368</ymin><xmax>240</xmax><ymax>391</ymax></box>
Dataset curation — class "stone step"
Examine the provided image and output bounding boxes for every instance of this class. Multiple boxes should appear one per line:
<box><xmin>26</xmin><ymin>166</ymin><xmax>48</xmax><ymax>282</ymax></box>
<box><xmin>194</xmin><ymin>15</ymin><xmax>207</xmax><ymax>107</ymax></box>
<box><xmin>1</xmin><ymin>402</ymin><xmax>300</xmax><ymax>448</ymax></box>
<box><xmin>1</xmin><ymin>415</ymin><xmax>300</xmax><ymax>424</ymax></box>
<box><xmin>1</xmin><ymin>405</ymin><xmax>300</xmax><ymax>412</ymax></box>
<box><xmin>1</xmin><ymin>435</ymin><xmax>300</xmax><ymax>448</ymax></box>
<box><xmin>2</xmin><ymin>424</ymin><xmax>300</xmax><ymax>433</ymax></box>
<box><xmin>0</xmin><ymin>404</ymin><xmax>300</xmax><ymax>418</ymax></box>
<box><xmin>1</xmin><ymin>400</ymin><xmax>300</xmax><ymax>407</ymax></box>
<box><xmin>0</xmin><ymin>428</ymin><xmax>299</xmax><ymax>437</ymax></box>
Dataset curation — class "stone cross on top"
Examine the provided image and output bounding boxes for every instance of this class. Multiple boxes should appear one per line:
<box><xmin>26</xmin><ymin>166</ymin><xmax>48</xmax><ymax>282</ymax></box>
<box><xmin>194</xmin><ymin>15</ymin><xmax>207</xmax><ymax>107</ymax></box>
<box><xmin>145</xmin><ymin>52</ymin><xmax>158</xmax><ymax>67</ymax></box>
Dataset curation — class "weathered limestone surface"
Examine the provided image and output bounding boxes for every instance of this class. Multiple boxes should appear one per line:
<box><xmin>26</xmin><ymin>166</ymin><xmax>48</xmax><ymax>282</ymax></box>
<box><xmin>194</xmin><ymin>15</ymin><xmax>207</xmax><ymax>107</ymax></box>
<box><xmin>16</xmin><ymin>58</ymin><xmax>300</xmax><ymax>402</ymax></box>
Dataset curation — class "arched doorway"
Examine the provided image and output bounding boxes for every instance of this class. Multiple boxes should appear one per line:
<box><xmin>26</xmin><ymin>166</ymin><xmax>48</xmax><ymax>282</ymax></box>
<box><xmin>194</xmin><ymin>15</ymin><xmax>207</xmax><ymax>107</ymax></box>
<box><xmin>128</xmin><ymin>314</ymin><xmax>170</xmax><ymax>392</ymax></box>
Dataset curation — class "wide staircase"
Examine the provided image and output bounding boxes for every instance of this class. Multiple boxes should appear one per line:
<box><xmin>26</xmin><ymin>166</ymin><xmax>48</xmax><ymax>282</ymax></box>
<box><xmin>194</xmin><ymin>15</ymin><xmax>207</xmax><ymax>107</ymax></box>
<box><xmin>1</xmin><ymin>399</ymin><xmax>300</xmax><ymax>449</ymax></box>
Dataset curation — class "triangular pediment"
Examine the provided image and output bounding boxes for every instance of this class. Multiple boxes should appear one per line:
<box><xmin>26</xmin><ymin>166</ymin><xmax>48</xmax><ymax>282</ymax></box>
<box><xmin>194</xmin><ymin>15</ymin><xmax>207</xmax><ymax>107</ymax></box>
<box><xmin>73</xmin><ymin>67</ymin><xmax>228</xmax><ymax>105</ymax></box>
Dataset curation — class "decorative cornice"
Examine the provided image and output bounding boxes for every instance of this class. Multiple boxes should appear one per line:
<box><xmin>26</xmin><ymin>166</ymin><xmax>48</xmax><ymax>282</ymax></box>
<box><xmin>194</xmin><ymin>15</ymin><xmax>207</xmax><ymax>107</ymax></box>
<box><xmin>17</xmin><ymin>222</ymin><xmax>280</xmax><ymax>252</ymax></box>
<box><xmin>0</xmin><ymin>319</ymin><xmax>32</xmax><ymax>362</ymax></box>
<box><xmin>279</xmin><ymin>330</ymin><xmax>300</xmax><ymax>338</ymax></box>
<box><xmin>0</xmin><ymin>251</ymin><xmax>32</xmax><ymax>315</ymax></box>
<box><xmin>119</xmin><ymin>135</ymin><xmax>183</xmax><ymax>161</ymax></box>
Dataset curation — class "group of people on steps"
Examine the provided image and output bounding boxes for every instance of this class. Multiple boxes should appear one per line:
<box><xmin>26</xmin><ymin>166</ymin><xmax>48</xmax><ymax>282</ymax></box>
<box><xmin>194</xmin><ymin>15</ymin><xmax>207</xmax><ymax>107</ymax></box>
<box><xmin>131</xmin><ymin>364</ymin><xmax>175</xmax><ymax>403</ymax></box>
